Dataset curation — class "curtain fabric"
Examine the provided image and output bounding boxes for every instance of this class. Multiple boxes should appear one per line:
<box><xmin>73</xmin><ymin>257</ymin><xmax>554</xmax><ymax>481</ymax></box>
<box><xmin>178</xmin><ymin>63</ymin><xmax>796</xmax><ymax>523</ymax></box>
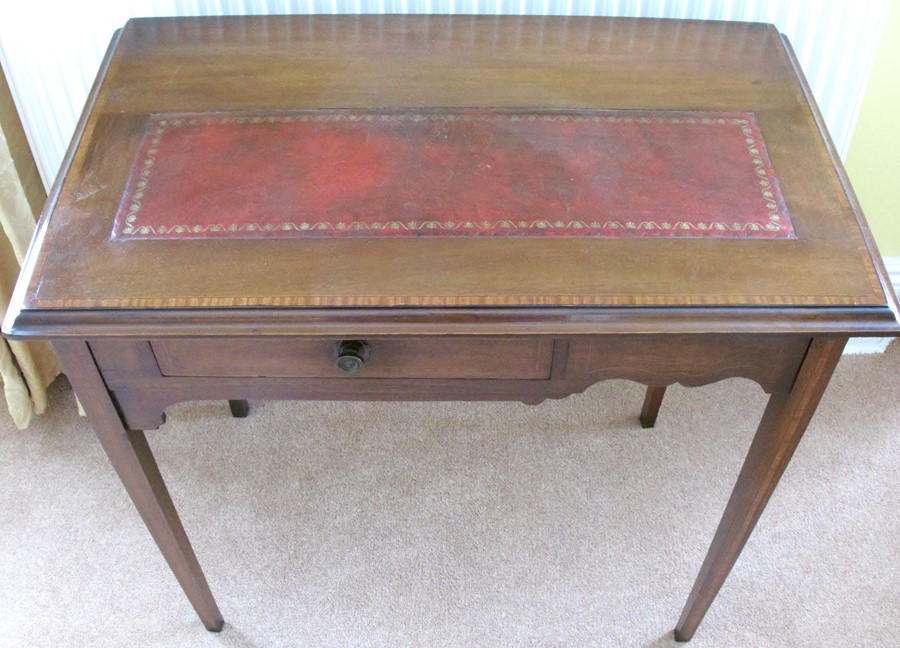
<box><xmin>0</xmin><ymin>72</ymin><xmax>60</xmax><ymax>429</ymax></box>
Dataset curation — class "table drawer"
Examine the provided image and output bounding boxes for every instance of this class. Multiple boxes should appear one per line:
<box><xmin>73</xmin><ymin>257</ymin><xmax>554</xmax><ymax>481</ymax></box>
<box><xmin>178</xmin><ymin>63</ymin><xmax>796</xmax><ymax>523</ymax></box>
<box><xmin>149</xmin><ymin>337</ymin><xmax>554</xmax><ymax>380</ymax></box>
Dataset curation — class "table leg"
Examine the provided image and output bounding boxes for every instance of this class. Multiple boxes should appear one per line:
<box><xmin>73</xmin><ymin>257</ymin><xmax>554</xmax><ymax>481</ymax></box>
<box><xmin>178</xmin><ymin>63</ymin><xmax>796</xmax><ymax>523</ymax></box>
<box><xmin>54</xmin><ymin>340</ymin><xmax>224</xmax><ymax>631</ymax></box>
<box><xmin>228</xmin><ymin>399</ymin><xmax>250</xmax><ymax>418</ymax></box>
<box><xmin>674</xmin><ymin>336</ymin><xmax>846</xmax><ymax>641</ymax></box>
<box><xmin>639</xmin><ymin>385</ymin><xmax>667</xmax><ymax>428</ymax></box>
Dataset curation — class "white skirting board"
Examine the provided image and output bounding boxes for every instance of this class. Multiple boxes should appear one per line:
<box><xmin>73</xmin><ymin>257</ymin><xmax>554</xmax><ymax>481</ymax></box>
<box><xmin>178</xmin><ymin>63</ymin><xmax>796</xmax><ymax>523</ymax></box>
<box><xmin>845</xmin><ymin>256</ymin><xmax>900</xmax><ymax>354</ymax></box>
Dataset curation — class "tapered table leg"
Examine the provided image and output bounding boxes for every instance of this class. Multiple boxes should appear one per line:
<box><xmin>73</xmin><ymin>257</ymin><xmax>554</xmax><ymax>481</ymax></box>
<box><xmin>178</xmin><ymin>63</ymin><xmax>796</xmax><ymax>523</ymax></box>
<box><xmin>54</xmin><ymin>340</ymin><xmax>224</xmax><ymax>632</ymax></box>
<box><xmin>640</xmin><ymin>385</ymin><xmax>667</xmax><ymax>428</ymax></box>
<box><xmin>674</xmin><ymin>336</ymin><xmax>846</xmax><ymax>641</ymax></box>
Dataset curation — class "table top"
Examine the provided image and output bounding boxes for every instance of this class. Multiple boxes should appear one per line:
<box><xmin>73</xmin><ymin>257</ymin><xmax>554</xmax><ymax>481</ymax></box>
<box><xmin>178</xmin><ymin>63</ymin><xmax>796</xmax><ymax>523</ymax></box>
<box><xmin>6</xmin><ymin>15</ymin><xmax>899</xmax><ymax>338</ymax></box>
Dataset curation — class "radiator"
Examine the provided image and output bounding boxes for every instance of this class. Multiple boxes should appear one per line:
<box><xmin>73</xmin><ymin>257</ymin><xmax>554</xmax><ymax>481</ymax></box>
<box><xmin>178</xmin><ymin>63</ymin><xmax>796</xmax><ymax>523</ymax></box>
<box><xmin>0</xmin><ymin>0</ymin><xmax>890</xmax><ymax>189</ymax></box>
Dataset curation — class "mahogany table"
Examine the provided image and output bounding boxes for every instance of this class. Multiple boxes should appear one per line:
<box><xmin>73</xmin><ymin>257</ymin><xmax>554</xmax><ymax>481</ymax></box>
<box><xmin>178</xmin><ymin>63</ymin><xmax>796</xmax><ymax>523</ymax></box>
<box><xmin>5</xmin><ymin>15</ymin><xmax>899</xmax><ymax>641</ymax></box>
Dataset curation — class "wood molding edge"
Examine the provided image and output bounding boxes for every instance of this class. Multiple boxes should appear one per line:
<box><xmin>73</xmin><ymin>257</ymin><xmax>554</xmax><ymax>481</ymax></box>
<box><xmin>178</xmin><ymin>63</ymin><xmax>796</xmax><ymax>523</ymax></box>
<box><xmin>845</xmin><ymin>255</ymin><xmax>900</xmax><ymax>354</ymax></box>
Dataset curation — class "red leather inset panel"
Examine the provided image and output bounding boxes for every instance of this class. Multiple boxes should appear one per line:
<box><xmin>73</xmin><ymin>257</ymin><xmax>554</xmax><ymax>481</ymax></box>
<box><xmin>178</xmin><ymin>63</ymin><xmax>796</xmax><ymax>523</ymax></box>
<box><xmin>112</xmin><ymin>109</ymin><xmax>794</xmax><ymax>240</ymax></box>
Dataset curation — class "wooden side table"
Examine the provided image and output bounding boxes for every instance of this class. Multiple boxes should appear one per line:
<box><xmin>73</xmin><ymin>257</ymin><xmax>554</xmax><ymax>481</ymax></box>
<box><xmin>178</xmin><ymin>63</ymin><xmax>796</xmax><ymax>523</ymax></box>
<box><xmin>4</xmin><ymin>15</ymin><xmax>898</xmax><ymax>641</ymax></box>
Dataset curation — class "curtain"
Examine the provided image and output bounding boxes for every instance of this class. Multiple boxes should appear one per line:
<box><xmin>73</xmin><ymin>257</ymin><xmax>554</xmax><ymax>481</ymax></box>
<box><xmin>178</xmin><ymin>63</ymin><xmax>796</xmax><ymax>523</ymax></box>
<box><xmin>0</xmin><ymin>66</ymin><xmax>61</xmax><ymax>429</ymax></box>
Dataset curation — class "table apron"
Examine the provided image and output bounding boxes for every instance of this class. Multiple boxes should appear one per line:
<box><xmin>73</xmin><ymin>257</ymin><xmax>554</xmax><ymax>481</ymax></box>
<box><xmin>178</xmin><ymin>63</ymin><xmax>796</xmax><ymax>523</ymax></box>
<box><xmin>84</xmin><ymin>334</ymin><xmax>813</xmax><ymax>432</ymax></box>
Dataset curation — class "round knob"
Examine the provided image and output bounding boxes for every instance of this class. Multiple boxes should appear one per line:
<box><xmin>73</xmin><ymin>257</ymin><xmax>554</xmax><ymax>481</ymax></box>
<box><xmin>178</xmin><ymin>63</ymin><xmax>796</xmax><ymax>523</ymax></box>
<box><xmin>334</xmin><ymin>340</ymin><xmax>370</xmax><ymax>375</ymax></box>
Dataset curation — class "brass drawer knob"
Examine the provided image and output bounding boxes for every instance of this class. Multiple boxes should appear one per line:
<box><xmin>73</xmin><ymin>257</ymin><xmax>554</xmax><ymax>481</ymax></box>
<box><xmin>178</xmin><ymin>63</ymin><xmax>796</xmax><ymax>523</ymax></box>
<box><xmin>334</xmin><ymin>340</ymin><xmax>370</xmax><ymax>375</ymax></box>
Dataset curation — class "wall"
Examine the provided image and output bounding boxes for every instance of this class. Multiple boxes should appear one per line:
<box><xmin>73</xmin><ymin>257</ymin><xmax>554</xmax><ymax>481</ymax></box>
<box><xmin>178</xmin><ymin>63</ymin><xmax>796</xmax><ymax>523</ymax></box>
<box><xmin>845</xmin><ymin>0</ymin><xmax>900</xmax><ymax>257</ymax></box>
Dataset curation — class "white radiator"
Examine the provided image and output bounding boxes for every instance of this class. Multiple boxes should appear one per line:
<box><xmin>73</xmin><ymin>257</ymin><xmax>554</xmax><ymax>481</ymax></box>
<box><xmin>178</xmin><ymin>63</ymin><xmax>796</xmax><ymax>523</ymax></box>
<box><xmin>0</xmin><ymin>0</ymin><xmax>890</xmax><ymax>189</ymax></box>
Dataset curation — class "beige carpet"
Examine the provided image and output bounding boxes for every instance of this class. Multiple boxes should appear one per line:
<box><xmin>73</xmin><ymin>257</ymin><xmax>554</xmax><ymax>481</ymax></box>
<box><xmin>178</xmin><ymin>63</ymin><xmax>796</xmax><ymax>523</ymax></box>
<box><xmin>1</xmin><ymin>343</ymin><xmax>898</xmax><ymax>648</ymax></box>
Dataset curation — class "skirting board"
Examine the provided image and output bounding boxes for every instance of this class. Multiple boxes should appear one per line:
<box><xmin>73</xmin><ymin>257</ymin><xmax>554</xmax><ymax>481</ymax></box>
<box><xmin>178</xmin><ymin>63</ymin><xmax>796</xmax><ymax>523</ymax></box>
<box><xmin>845</xmin><ymin>255</ymin><xmax>900</xmax><ymax>354</ymax></box>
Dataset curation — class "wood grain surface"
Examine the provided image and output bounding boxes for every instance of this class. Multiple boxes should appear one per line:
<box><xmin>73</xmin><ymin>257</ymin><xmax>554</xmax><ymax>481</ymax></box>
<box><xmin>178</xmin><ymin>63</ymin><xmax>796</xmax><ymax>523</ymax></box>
<box><xmin>5</xmin><ymin>15</ymin><xmax>895</xmax><ymax>326</ymax></box>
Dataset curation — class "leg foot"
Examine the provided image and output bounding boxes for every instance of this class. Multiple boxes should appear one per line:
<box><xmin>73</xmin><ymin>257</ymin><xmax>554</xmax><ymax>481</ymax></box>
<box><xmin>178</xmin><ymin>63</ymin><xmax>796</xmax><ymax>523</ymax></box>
<box><xmin>639</xmin><ymin>385</ymin><xmax>666</xmax><ymax>428</ymax></box>
<box><xmin>228</xmin><ymin>399</ymin><xmax>250</xmax><ymax>418</ymax></box>
<box><xmin>206</xmin><ymin>619</ymin><xmax>225</xmax><ymax>632</ymax></box>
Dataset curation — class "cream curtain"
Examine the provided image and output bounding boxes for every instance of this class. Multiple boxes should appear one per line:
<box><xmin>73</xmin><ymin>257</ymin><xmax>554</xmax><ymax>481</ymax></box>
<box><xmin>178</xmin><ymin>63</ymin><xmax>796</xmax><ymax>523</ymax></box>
<box><xmin>0</xmin><ymin>68</ymin><xmax>61</xmax><ymax>429</ymax></box>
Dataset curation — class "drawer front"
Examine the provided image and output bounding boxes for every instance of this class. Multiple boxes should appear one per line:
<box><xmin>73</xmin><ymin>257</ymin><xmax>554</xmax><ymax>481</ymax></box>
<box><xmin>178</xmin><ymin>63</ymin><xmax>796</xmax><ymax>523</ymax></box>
<box><xmin>150</xmin><ymin>337</ymin><xmax>554</xmax><ymax>380</ymax></box>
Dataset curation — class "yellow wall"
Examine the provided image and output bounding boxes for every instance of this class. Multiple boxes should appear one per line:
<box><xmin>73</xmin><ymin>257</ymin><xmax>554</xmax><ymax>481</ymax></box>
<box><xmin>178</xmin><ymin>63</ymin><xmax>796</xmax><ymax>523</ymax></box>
<box><xmin>845</xmin><ymin>0</ymin><xmax>900</xmax><ymax>256</ymax></box>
